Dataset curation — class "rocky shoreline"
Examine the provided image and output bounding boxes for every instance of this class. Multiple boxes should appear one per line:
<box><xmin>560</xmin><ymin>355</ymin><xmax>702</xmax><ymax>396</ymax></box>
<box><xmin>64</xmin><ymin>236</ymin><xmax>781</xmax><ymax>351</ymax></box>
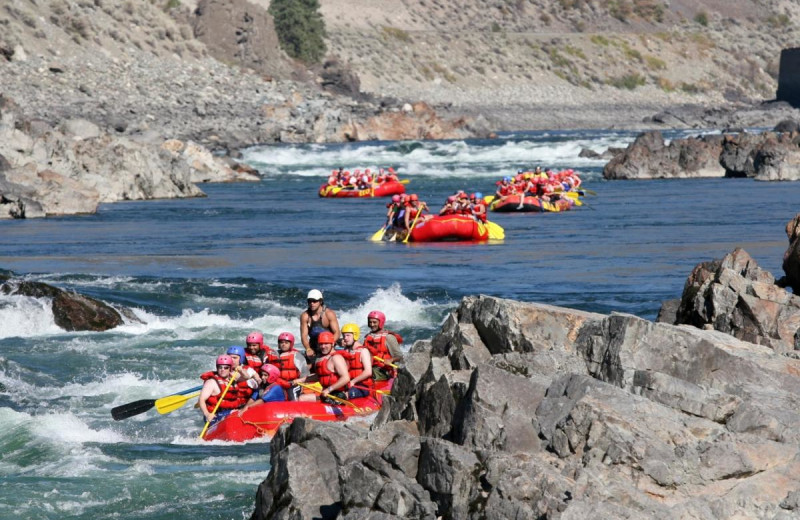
<box><xmin>252</xmin><ymin>214</ymin><xmax>800</xmax><ymax>520</ymax></box>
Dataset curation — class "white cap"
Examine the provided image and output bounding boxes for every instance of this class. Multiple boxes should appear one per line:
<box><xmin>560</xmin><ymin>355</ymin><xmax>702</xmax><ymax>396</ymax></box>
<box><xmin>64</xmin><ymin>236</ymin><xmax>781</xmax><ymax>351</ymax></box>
<box><xmin>307</xmin><ymin>289</ymin><xmax>323</xmax><ymax>300</ymax></box>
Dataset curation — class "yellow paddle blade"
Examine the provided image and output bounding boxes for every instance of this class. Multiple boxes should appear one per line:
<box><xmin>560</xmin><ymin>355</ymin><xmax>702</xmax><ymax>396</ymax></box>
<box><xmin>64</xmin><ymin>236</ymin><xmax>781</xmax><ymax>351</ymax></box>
<box><xmin>564</xmin><ymin>191</ymin><xmax>580</xmax><ymax>199</ymax></box>
<box><xmin>155</xmin><ymin>391</ymin><xmax>201</xmax><ymax>415</ymax></box>
<box><xmin>486</xmin><ymin>221</ymin><xmax>505</xmax><ymax>240</ymax></box>
<box><xmin>370</xmin><ymin>226</ymin><xmax>386</xmax><ymax>241</ymax></box>
<box><xmin>483</xmin><ymin>195</ymin><xmax>495</xmax><ymax>205</ymax></box>
<box><xmin>400</xmin><ymin>179</ymin><xmax>410</xmax><ymax>184</ymax></box>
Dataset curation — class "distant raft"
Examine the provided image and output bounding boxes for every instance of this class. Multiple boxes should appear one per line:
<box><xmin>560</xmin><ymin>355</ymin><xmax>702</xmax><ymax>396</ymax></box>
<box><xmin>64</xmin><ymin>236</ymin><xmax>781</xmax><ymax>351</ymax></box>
<box><xmin>319</xmin><ymin>180</ymin><xmax>406</xmax><ymax>198</ymax></box>
<box><xmin>490</xmin><ymin>194</ymin><xmax>574</xmax><ymax>213</ymax></box>
<box><xmin>406</xmin><ymin>215</ymin><xmax>490</xmax><ymax>242</ymax></box>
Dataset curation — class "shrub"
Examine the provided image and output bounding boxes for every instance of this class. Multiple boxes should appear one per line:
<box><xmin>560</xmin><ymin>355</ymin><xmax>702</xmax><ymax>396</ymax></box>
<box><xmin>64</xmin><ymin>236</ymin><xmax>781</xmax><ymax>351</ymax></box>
<box><xmin>269</xmin><ymin>0</ymin><xmax>327</xmax><ymax>64</ymax></box>
<box><xmin>609</xmin><ymin>73</ymin><xmax>646</xmax><ymax>89</ymax></box>
<box><xmin>382</xmin><ymin>26</ymin><xmax>411</xmax><ymax>42</ymax></box>
<box><xmin>694</xmin><ymin>11</ymin><xmax>709</xmax><ymax>26</ymax></box>
<box><xmin>645</xmin><ymin>55</ymin><xmax>666</xmax><ymax>70</ymax></box>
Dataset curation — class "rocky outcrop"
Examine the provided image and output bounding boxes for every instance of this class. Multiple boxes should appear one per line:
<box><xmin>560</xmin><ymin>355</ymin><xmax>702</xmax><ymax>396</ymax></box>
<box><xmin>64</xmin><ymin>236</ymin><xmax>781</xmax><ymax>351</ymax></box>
<box><xmin>672</xmin><ymin>248</ymin><xmax>800</xmax><ymax>353</ymax></box>
<box><xmin>0</xmin><ymin>278</ymin><xmax>125</xmax><ymax>331</ymax></box>
<box><xmin>0</xmin><ymin>97</ymin><xmax>258</xmax><ymax>218</ymax></box>
<box><xmin>254</xmin><ymin>288</ymin><xmax>800</xmax><ymax>519</ymax></box>
<box><xmin>602</xmin><ymin>130</ymin><xmax>725</xmax><ymax>180</ymax></box>
<box><xmin>782</xmin><ymin>213</ymin><xmax>800</xmax><ymax>293</ymax></box>
<box><xmin>605</xmin><ymin>127</ymin><xmax>800</xmax><ymax>182</ymax></box>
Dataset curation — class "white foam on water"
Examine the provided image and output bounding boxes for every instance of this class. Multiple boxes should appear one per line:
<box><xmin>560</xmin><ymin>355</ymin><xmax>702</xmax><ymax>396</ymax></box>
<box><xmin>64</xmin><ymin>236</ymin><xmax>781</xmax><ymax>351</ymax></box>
<box><xmin>339</xmin><ymin>283</ymin><xmax>444</xmax><ymax>330</ymax></box>
<box><xmin>0</xmin><ymin>294</ymin><xmax>64</xmax><ymax>339</ymax></box>
<box><xmin>114</xmin><ymin>307</ymin><xmax>244</xmax><ymax>336</ymax></box>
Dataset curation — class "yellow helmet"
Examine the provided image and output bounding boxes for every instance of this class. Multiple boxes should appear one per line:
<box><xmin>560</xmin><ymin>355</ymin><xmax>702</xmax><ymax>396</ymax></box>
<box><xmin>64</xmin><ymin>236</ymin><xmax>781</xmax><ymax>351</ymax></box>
<box><xmin>341</xmin><ymin>323</ymin><xmax>360</xmax><ymax>341</ymax></box>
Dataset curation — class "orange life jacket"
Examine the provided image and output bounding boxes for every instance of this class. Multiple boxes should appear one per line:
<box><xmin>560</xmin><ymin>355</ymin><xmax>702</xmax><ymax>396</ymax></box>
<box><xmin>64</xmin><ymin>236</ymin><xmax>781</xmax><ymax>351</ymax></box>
<box><xmin>314</xmin><ymin>352</ymin><xmax>344</xmax><ymax>389</ymax></box>
<box><xmin>266</xmin><ymin>351</ymin><xmax>301</xmax><ymax>388</ymax></box>
<box><xmin>341</xmin><ymin>347</ymin><xmax>373</xmax><ymax>387</ymax></box>
<box><xmin>200</xmin><ymin>371</ymin><xmax>249</xmax><ymax>409</ymax></box>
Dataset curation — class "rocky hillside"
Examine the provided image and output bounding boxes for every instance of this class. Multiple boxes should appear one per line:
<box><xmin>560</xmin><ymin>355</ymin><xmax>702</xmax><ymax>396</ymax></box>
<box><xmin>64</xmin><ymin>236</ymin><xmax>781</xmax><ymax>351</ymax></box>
<box><xmin>2</xmin><ymin>0</ymin><xmax>800</xmax><ymax>143</ymax></box>
<box><xmin>322</xmin><ymin>0</ymin><xmax>800</xmax><ymax>129</ymax></box>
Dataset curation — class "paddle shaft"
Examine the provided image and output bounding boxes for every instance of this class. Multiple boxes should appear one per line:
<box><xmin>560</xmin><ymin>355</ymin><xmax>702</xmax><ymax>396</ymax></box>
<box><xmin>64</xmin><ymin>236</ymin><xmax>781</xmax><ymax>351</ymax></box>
<box><xmin>296</xmin><ymin>382</ymin><xmax>359</xmax><ymax>409</ymax></box>
<box><xmin>374</xmin><ymin>356</ymin><xmax>399</xmax><ymax>369</ymax></box>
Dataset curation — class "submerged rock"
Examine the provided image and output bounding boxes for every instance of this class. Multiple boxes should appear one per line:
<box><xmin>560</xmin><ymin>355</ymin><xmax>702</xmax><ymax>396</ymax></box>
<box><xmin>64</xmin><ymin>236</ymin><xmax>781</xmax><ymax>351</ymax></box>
<box><xmin>0</xmin><ymin>278</ymin><xmax>124</xmax><ymax>331</ymax></box>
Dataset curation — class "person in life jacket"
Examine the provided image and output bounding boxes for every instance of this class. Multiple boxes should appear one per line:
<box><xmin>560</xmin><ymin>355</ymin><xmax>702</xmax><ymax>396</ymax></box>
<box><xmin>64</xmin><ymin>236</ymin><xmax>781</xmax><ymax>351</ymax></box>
<box><xmin>439</xmin><ymin>195</ymin><xmax>458</xmax><ymax>216</ymax></box>
<box><xmin>223</xmin><ymin>345</ymin><xmax>261</xmax><ymax>406</ymax></box>
<box><xmin>339</xmin><ymin>323</ymin><xmax>373</xmax><ymax>399</ymax></box>
<box><xmin>244</xmin><ymin>331</ymin><xmax>269</xmax><ymax>371</ymax></box>
<box><xmin>298</xmin><ymin>331</ymin><xmax>350</xmax><ymax>403</ymax></box>
<box><xmin>363</xmin><ymin>310</ymin><xmax>403</xmax><ymax>381</ymax></box>
<box><xmin>403</xmin><ymin>194</ymin><xmax>430</xmax><ymax>235</ymax></box>
<box><xmin>198</xmin><ymin>355</ymin><xmax>244</xmax><ymax>424</ymax></box>
<box><xmin>242</xmin><ymin>364</ymin><xmax>285</xmax><ymax>410</ymax></box>
<box><xmin>300</xmin><ymin>289</ymin><xmax>341</xmax><ymax>364</ymax></box>
<box><xmin>265</xmin><ymin>331</ymin><xmax>309</xmax><ymax>401</ymax></box>
<box><xmin>470</xmin><ymin>192</ymin><xmax>488</xmax><ymax>223</ymax></box>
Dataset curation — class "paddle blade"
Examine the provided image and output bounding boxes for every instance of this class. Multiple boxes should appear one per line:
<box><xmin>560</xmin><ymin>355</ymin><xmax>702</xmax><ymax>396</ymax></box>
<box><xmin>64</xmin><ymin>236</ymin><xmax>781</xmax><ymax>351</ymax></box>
<box><xmin>156</xmin><ymin>391</ymin><xmax>201</xmax><ymax>415</ymax></box>
<box><xmin>111</xmin><ymin>399</ymin><xmax>156</xmax><ymax>421</ymax></box>
<box><xmin>486</xmin><ymin>221</ymin><xmax>505</xmax><ymax>240</ymax></box>
<box><xmin>369</xmin><ymin>227</ymin><xmax>386</xmax><ymax>242</ymax></box>
<box><xmin>400</xmin><ymin>179</ymin><xmax>410</xmax><ymax>184</ymax></box>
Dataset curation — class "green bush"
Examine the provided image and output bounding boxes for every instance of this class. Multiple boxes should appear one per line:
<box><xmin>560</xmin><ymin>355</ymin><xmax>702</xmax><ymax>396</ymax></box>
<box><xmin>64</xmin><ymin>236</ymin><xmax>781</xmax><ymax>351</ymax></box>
<box><xmin>269</xmin><ymin>0</ymin><xmax>327</xmax><ymax>64</ymax></box>
<box><xmin>609</xmin><ymin>73</ymin><xmax>646</xmax><ymax>89</ymax></box>
<box><xmin>694</xmin><ymin>11</ymin><xmax>709</xmax><ymax>26</ymax></box>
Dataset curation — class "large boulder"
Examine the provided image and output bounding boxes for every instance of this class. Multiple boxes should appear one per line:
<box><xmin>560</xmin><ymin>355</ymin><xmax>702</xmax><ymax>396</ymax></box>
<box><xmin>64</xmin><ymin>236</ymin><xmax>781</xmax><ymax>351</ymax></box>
<box><xmin>782</xmin><ymin>213</ymin><xmax>800</xmax><ymax>293</ymax></box>
<box><xmin>603</xmin><ymin>130</ymin><xmax>725</xmax><ymax>180</ymax></box>
<box><xmin>674</xmin><ymin>248</ymin><xmax>800</xmax><ymax>353</ymax></box>
<box><xmin>0</xmin><ymin>278</ymin><xmax>123</xmax><ymax>331</ymax></box>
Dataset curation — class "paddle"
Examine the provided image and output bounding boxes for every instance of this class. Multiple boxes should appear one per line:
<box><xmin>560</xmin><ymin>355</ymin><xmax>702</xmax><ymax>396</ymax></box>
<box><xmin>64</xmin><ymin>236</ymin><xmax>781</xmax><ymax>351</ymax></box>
<box><xmin>199</xmin><ymin>367</ymin><xmax>240</xmax><ymax>439</ymax></box>
<box><xmin>400</xmin><ymin>179</ymin><xmax>410</xmax><ymax>184</ymax></box>
<box><xmin>296</xmin><ymin>382</ymin><xmax>361</xmax><ymax>411</ymax></box>
<box><xmin>373</xmin><ymin>356</ymin><xmax>399</xmax><ymax>369</ymax></box>
<box><xmin>485</xmin><ymin>221</ymin><xmax>505</xmax><ymax>240</ymax></box>
<box><xmin>111</xmin><ymin>385</ymin><xmax>203</xmax><ymax>421</ymax></box>
<box><xmin>579</xmin><ymin>188</ymin><xmax>597</xmax><ymax>196</ymax></box>
<box><xmin>370</xmin><ymin>219</ymin><xmax>392</xmax><ymax>242</ymax></box>
<box><xmin>352</xmin><ymin>384</ymin><xmax>390</xmax><ymax>395</ymax></box>
<box><xmin>483</xmin><ymin>195</ymin><xmax>495</xmax><ymax>205</ymax></box>
<box><xmin>402</xmin><ymin>210</ymin><xmax>422</xmax><ymax>243</ymax></box>
<box><xmin>155</xmin><ymin>391</ymin><xmax>201</xmax><ymax>415</ymax></box>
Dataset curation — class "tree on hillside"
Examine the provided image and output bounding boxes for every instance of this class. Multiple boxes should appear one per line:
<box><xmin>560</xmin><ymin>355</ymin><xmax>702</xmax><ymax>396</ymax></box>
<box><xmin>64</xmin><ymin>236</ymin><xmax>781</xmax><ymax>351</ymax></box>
<box><xmin>269</xmin><ymin>0</ymin><xmax>327</xmax><ymax>64</ymax></box>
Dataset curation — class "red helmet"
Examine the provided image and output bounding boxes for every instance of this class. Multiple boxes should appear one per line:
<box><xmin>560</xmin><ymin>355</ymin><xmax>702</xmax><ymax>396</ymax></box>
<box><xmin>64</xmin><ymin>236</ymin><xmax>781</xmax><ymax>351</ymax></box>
<box><xmin>317</xmin><ymin>331</ymin><xmax>335</xmax><ymax>344</ymax></box>
<box><xmin>261</xmin><ymin>363</ymin><xmax>280</xmax><ymax>384</ymax></box>
<box><xmin>278</xmin><ymin>332</ymin><xmax>295</xmax><ymax>348</ymax></box>
<box><xmin>216</xmin><ymin>354</ymin><xmax>233</xmax><ymax>367</ymax></box>
<box><xmin>367</xmin><ymin>310</ymin><xmax>386</xmax><ymax>329</ymax></box>
<box><xmin>392</xmin><ymin>194</ymin><xmax>400</xmax><ymax>203</ymax></box>
<box><xmin>246</xmin><ymin>331</ymin><xmax>263</xmax><ymax>346</ymax></box>
<box><xmin>409</xmin><ymin>194</ymin><xmax>418</xmax><ymax>201</ymax></box>
<box><xmin>447</xmin><ymin>195</ymin><xmax>456</xmax><ymax>202</ymax></box>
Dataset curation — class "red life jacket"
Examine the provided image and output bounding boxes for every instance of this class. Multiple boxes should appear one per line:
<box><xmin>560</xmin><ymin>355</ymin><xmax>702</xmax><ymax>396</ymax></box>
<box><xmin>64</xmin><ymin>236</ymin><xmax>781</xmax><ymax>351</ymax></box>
<box><xmin>341</xmin><ymin>347</ymin><xmax>373</xmax><ymax>387</ymax></box>
<box><xmin>200</xmin><ymin>371</ymin><xmax>248</xmax><ymax>409</ymax></box>
<box><xmin>363</xmin><ymin>331</ymin><xmax>401</xmax><ymax>376</ymax></box>
<box><xmin>267</xmin><ymin>351</ymin><xmax>301</xmax><ymax>387</ymax></box>
<box><xmin>314</xmin><ymin>352</ymin><xmax>344</xmax><ymax>389</ymax></box>
<box><xmin>245</xmin><ymin>352</ymin><xmax>264</xmax><ymax>371</ymax></box>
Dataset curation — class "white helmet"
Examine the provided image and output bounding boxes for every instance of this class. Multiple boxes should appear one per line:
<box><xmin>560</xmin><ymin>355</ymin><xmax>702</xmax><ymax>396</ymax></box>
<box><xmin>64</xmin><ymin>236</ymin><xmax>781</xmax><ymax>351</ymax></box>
<box><xmin>307</xmin><ymin>289</ymin><xmax>323</xmax><ymax>300</ymax></box>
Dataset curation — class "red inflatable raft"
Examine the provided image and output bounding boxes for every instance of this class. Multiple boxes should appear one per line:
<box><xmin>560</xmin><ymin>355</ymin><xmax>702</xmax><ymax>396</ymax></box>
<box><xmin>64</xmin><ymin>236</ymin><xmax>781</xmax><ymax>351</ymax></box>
<box><xmin>407</xmin><ymin>215</ymin><xmax>489</xmax><ymax>242</ymax></box>
<box><xmin>491</xmin><ymin>195</ymin><xmax>573</xmax><ymax>213</ymax></box>
<box><xmin>203</xmin><ymin>380</ymin><xmax>392</xmax><ymax>442</ymax></box>
<box><xmin>319</xmin><ymin>181</ymin><xmax>406</xmax><ymax>198</ymax></box>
